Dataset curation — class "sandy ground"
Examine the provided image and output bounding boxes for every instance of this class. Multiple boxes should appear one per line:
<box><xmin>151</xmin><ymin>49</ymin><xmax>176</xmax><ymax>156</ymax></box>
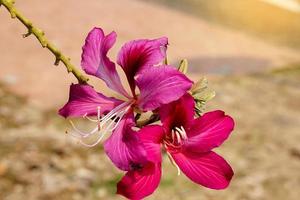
<box><xmin>1</xmin><ymin>0</ymin><xmax>300</xmax><ymax>109</ymax></box>
<box><xmin>0</xmin><ymin>71</ymin><xmax>299</xmax><ymax>200</ymax></box>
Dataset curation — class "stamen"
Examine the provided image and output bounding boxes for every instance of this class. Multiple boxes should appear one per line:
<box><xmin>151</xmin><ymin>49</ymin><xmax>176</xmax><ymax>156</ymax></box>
<box><xmin>97</xmin><ymin>106</ymin><xmax>101</xmax><ymax>120</ymax></box>
<box><xmin>83</xmin><ymin>114</ymin><xmax>98</xmax><ymax>123</ymax></box>
<box><xmin>79</xmin><ymin>108</ymin><xmax>127</xmax><ymax>147</ymax></box>
<box><xmin>172</xmin><ymin>131</ymin><xmax>175</xmax><ymax>142</ymax></box>
<box><xmin>175</xmin><ymin>131</ymin><xmax>182</xmax><ymax>144</ymax></box>
<box><xmin>68</xmin><ymin>101</ymin><xmax>133</xmax><ymax>147</ymax></box>
<box><xmin>100</xmin><ymin>102</ymin><xmax>130</xmax><ymax>123</ymax></box>
<box><xmin>166</xmin><ymin>151</ymin><xmax>181</xmax><ymax>176</ymax></box>
<box><xmin>180</xmin><ymin>126</ymin><xmax>187</xmax><ymax>139</ymax></box>
<box><xmin>175</xmin><ymin>126</ymin><xmax>187</xmax><ymax>140</ymax></box>
<box><xmin>106</xmin><ymin>110</ymin><xmax>126</xmax><ymax>131</ymax></box>
<box><xmin>69</xmin><ymin>120</ymin><xmax>98</xmax><ymax>137</ymax></box>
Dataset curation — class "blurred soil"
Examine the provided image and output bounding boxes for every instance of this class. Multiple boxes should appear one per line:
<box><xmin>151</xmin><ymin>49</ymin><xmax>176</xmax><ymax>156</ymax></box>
<box><xmin>0</xmin><ymin>69</ymin><xmax>300</xmax><ymax>200</ymax></box>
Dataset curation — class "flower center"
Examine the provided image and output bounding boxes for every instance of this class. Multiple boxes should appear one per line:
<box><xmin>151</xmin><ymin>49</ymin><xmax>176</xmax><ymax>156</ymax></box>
<box><xmin>68</xmin><ymin>101</ymin><xmax>133</xmax><ymax>147</ymax></box>
<box><xmin>164</xmin><ymin>126</ymin><xmax>187</xmax><ymax>149</ymax></box>
<box><xmin>163</xmin><ymin>126</ymin><xmax>187</xmax><ymax>176</ymax></box>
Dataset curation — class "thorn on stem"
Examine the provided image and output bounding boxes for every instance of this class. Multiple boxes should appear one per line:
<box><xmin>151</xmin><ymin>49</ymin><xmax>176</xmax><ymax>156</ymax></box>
<box><xmin>10</xmin><ymin>10</ymin><xmax>16</xmax><ymax>18</ymax></box>
<box><xmin>22</xmin><ymin>31</ymin><xmax>31</xmax><ymax>38</ymax></box>
<box><xmin>54</xmin><ymin>57</ymin><xmax>60</xmax><ymax>66</ymax></box>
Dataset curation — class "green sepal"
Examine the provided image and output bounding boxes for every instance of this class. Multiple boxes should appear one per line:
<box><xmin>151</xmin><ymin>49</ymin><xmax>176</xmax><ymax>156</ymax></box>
<box><xmin>178</xmin><ymin>59</ymin><xmax>188</xmax><ymax>74</ymax></box>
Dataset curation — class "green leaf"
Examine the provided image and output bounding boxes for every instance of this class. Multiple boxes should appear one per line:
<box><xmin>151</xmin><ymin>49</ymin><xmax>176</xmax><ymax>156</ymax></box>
<box><xmin>191</xmin><ymin>77</ymin><xmax>216</xmax><ymax>116</ymax></box>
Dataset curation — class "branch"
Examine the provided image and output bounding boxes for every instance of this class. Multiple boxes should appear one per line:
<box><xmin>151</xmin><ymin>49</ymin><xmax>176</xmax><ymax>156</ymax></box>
<box><xmin>0</xmin><ymin>0</ymin><xmax>89</xmax><ymax>84</ymax></box>
<box><xmin>136</xmin><ymin>114</ymin><xmax>160</xmax><ymax>128</ymax></box>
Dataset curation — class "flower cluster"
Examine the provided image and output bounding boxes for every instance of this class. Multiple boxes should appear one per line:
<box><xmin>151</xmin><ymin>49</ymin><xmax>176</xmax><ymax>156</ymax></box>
<box><xmin>59</xmin><ymin>27</ymin><xmax>235</xmax><ymax>200</ymax></box>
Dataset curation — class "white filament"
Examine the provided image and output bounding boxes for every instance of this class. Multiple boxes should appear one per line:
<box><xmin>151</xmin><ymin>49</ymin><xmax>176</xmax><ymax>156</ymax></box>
<box><xmin>175</xmin><ymin>126</ymin><xmax>187</xmax><ymax>140</ymax></box>
<box><xmin>166</xmin><ymin>150</ymin><xmax>181</xmax><ymax>176</ymax></box>
<box><xmin>171</xmin><ymin>126</ymin><xmax>187</xmax><ymax>144</ymax></box>
<box><xmin>164</xmin><ymin>126</ymin><xmax>188</xmax><ymax>176</ymax></box>
<box><xmin>68</xmin><ymin>102</ymin><xmax>131</xmax><ymax>147</ymax></box>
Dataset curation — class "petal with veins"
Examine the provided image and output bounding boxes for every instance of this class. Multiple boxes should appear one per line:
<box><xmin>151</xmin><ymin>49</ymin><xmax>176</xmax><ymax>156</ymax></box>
<box><xmin>59</xmin><ymin>84</ymin><xmax>123</xmax><ymax>118</ymax></box>
<box><xmin>138</xmin><ymin>125</ymin><xmax>164</xmax><ymax>162</ymax></box>
<box><xmin>136</xmin><ymin>66</ymin><xmax>193</xmax><ymax>111</ymax></box>
<box><xmin>184</xmin><ymin>110</ymin><xmax>235</xmax><ymax>152</ymax></box>
<box><xmin>117</xmin><ymin>37</ymin><xmax>168</xmax><ymax>93</ymax></box>
<box><xmin>172</xmin><ymin>151</ymin><xmax>233</xmax><ymax>189</ymax></box>
<box><xmin>117</xmin><ymin>162</ymin><xmax>161</xmax><ymax>200</ymax></box>
<box><xmin>159</xmin><ymin>93</ymin><xmax>195</xmax><ymax>131</ymax></box>
<box><xmin>104</xmin><ymin>111</ymin><xmax>147</xmax><ymax>171</ymax></box>
<box><xmin>81</xmin><ymin>27</ymin><xmax>129</xmax><ymax>98</ymax></box>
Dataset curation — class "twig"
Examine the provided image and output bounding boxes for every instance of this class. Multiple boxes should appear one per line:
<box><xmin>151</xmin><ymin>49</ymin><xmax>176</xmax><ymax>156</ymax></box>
<box><xmin>136</xmin><ymin>114</ymin><xmax>160</xmax><ymax>128</ymax></box>
<box><xmin>0</xmin><ymin>0</ymin><xmax>89</xmax><ymax>84</ymax></box>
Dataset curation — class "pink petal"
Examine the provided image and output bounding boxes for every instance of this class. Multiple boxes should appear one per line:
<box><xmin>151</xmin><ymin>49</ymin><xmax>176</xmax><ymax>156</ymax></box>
<box><xmin>184</xmin><ymin>110</ymin><xmax>235</xmax><ymax>152</ymax></box>
<box><xmin>138</xmin><ymin>125</ymin><xmax>164</xmax><ymax>162</ymax></box>
<box><xmin>172</xmin><ymin>151</ymin><xmax>234</xmax><ymax>189</ymax></box>
<box><xmin>159</xmin><ymin>93</ymin><xmax>195</xmax><ymax>132</ymax></box>
<box><xmin>104</xmin><ymin>111</ymin><xmax>147</xmax><ymax>171</ymax></box>
<box><xmin>136</xmin><ymin>66</ymin><xmax>193</xmax><ymax>111</ymax></box>
<box><xmin>117</xmin><ymin>162</ymin><xmax>161</xmax><ymax>200</ymax></box>
<box><xmin>117</xmin><ymin>37</ymin><xmax>168</xmax><ymax>93</ymax></box>
<box><xmin>58</xmin><ymin>84</ymin><xmax>122</xmax><ymax>118</ymax></box>
<box><xmin>81</xmin><ymin>27</ymin><xmax>130</xmax><ymax>98</ymax></box>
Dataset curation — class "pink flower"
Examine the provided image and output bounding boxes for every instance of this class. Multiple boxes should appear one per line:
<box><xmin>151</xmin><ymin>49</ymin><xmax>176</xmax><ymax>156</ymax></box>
<box><xmin>58</xmin><ymin>27</ymin><xmax>193</xmax><ymax>171</ymax></box>
<box><xmin>117</xmin><ymin>94</ymin><xmax>234</xmax><ymax>199</ymax></box>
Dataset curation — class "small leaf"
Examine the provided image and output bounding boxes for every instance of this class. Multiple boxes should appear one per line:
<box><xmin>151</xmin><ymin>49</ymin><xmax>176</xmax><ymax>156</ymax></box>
<box><xmin>190</xmin><ymin>77</ymin><xmax>208</xmax><ymax>95</ymax></box>
<box><xmin>193</xmin><ymin>88</ymin><xmax>216</xmax><ymax>101</ymax></box>
<box><xmin>191</xmin><ymin>77</ymin><xmax>216</xmax><ymax>116</ymax></box>
<box><xmin>178</xmin><ymin>59</ymin><xmax>188</xmax><ymax>74</ymax></box>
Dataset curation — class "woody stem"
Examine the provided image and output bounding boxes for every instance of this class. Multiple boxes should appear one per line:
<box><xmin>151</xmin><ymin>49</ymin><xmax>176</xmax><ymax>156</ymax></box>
<box><xmin>0</xmin><ymin>0</ymin><xmax>89</xmax><ymax>84</ymax></box>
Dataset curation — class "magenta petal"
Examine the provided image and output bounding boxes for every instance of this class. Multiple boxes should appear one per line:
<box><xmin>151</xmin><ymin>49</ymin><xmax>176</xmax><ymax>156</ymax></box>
<box><xmin>136</xmin><ymin>66</ymin><xmax>193</xmax><ymax>111</ymax></box>
<box><xmin>81</xmin><ymin>27</ymin><xmax>130</xmax><ymax>98</ymax></box>
<box><xmin>104</xmin><ymin>111</ymin><xmax>147</xmax><ymax>171</ymax></box>
<box><xmin>184</xmin><ymin>110</ymin><xmax>235</xmax><ymax>152</ymax></box>
<box><xmin>172</xmin><ymin>151</ymin><xmax>234</xmax><ymax>189</ymax></box>
<box><xmin>159</xmin><ymin>93</ymin><xmax>195</xmax><ymax>131</ymax></box>
<box><xmin>117</xmin><ymin>37</ymin><xmax>168</xmax><ymax>92</ymax></box>
<box><xmin>117</xmin><ymin>162</ymin><xmax>161</xmax><ymax>200</ymax></box>
<box><xmin>138</xmin><ymin>125</ymin><xmax>164</xmax><ymax>162</ymax></box>
<box><xmin>58</xmin><ymin>84</ymin><xmax>122</xmax><ymax>118</ymax></box>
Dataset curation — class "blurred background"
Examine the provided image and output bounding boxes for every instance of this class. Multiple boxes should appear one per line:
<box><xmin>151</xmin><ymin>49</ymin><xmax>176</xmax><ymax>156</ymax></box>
<box><xmin>0</xmin><ymin>0</ymin><xmax>300</xmax><ymax>199</ymax></box>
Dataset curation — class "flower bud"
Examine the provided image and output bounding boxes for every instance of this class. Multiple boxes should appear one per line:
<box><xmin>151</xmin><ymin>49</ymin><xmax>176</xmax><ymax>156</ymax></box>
<box><xmin>178</xmin><ymin>59</ymin><xmax>188</xmax><ymax>74</ymax></box>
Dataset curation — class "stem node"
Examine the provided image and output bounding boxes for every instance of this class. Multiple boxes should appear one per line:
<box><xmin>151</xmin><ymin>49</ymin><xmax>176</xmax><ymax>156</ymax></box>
<box><xmin>54</xmin><ymin>57</ymin><xmax>60</xmax><ymax>66</ymax></box>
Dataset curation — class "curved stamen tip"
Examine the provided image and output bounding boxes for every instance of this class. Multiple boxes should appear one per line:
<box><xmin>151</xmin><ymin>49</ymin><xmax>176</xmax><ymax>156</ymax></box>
<box><xmin>166</xmin><ymin>151</ymin><xmax>181</xmax><ymax>176</ymax></box>
<box><xmin>67</xmin><ymin>102</ymin><xmax>131</xmax><ymax>148</ymax></box>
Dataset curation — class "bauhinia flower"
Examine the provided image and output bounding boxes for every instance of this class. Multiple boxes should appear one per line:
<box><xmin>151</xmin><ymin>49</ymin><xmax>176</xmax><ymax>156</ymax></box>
<box><xmin>117</xmin><ymin>94</ymin><xmax>234</xmax><ymax>199</ymax></box>
<box><xmin>58</xmin><ymin>27</ymin><xmax>193</xmax><ymax>171</ymax></box>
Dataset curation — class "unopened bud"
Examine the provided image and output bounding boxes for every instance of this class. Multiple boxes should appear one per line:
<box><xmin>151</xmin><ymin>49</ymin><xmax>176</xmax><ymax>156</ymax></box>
<box><xmin>178</xmin><ymin>59</ymin><xmax>188</xmax><ymax>74</ymax></box>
